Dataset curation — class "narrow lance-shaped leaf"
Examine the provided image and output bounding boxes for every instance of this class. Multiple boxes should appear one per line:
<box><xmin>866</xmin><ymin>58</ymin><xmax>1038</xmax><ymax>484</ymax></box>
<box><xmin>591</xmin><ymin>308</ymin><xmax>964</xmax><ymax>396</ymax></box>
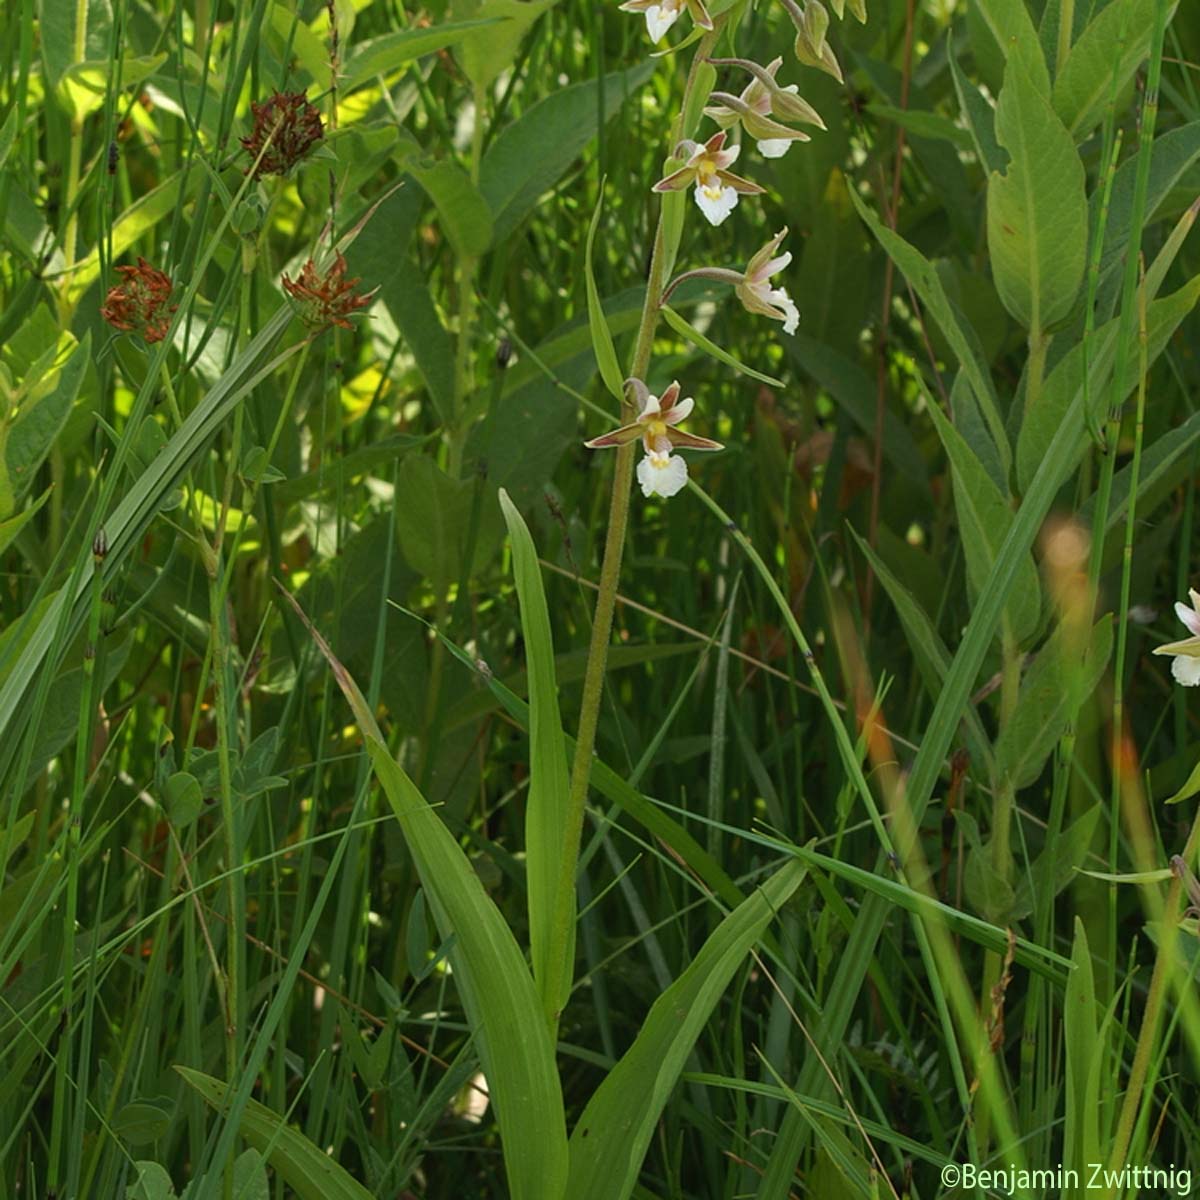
<box><xmin>926</xmin><ymin>400</ymin><xmax>1041</xmax><ymax>645</ymax></box>
<box><xmin>585</xmin><ymin>189</ymin><xmax>625</xmax><ymax>402</ymax></box>
<box><xmin>848</xmin><ymin>187</ymin><xmax>1009</xmax><ymax>477</ymax></box>
<box><xmin>498</xmin><ymin>489</ymin><xmax>573</xmax><ymax>1027</ymax></box>
<box><xmin>175</xmin><ymin>1069</ymin><xmax>374</xmax><ymax>1200</ymax></box>
<box><xmin>566</xmin><ymin>859</ymin><xmax>806</xmax><ymax>1200</ymax></box>
<box><xmin>276</xmin><ymin>586</ymin><xmax>569</xmax><ymax>1200</ymax></box>
<box><xmin>661</xmin><ymin>305</ymin><xmax>785</xmax><ymax>387</ymax></box>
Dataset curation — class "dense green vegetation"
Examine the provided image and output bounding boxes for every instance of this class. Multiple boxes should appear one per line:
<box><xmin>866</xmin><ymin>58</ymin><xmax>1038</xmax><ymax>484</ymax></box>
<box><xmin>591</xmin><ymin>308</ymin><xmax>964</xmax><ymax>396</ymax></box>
<box><xmin>4</xmin><ymin>0</ymin><xmax>1200</xmax><ymax>1196</ymax></box>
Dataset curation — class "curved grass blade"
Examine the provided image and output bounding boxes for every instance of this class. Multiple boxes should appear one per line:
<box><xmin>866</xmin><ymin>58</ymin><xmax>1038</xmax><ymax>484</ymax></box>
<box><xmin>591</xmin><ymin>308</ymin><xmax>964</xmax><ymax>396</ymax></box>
<box><xmin>277</xmin><ymin>586</ymin><xmax>569</xmax><ymax>1200</ymax></box>
<box><xmin>565</xmin><ymin>858</ymin><xmax>806</xmax><ymax>1200</ymax></box>
<box><xmin>499</xmin><ymin>489</ymin><xmax>573</xmax><ymax>1028</ymax></box>
<box><xmin>175</xmin><ymin>1069</ymin><xmax>373</xmax><ymax>1200</ymax></box>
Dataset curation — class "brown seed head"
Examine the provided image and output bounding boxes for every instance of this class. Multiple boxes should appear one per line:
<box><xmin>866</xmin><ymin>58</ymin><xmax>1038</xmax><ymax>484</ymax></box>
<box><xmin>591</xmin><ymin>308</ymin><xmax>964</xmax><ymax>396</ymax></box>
<box><xmin>100</xmin><ymin>258</ymin><xmax>176</xmax><ymax>343</ymax></box>
<box><xmin>240</xmin><ymin>91</ymin><xmax>324</xmax><ymax>177</ymax></box>
<box><xmin>281</xmin><ymin>253</ymin><xmax>376</xmax><ymax>331</ymax></box>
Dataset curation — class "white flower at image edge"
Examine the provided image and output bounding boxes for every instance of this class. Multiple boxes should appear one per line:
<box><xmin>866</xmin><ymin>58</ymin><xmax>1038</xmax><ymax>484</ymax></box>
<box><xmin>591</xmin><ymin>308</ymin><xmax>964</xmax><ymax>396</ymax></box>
<box><xmin>1153</xmin><ymin>588</ymin><xmax>1200</xmax><ymax>686</ymax></box>
<box><xmin>637</xmin><ymin>448</ymin><xmax>689</xmax><ymax>498</ymax></box>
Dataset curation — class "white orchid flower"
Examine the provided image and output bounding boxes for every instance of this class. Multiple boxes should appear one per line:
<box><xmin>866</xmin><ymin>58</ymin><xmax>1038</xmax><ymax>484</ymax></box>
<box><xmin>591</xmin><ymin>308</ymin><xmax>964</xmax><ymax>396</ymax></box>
<box><xmin>736</xmin><ymin>228</ymin><xmax>800</xmax><ymax>334</ymax></box>
<box><xmin>653</xmin><ymin>131</ymin><xmax>765</xmax><ymax>227</ymax></box>
<box><xmin>584</xmin><ymin>379</ymin><xmax>723</xmax><ymax>501</ymax></box>
<box><xmin>1153</xmin><ymin>588</ymin><xmax>1200</xmax><ymax>686</ymax></box>
<box><xmin>618</xmin><ymin>0</ymin><xmax>713</xmax><ymax>44</ymax></box>
<box><xmin>660</xmin><ymin>228</ymin><xmax>800</xmax><ymax>336</ymax></box>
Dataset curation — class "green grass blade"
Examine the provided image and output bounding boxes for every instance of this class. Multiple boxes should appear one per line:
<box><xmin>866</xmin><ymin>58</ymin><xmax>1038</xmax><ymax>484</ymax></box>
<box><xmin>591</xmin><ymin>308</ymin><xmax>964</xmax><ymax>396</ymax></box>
<box><xmin>175</xmin><ymin>1069</ymin><xmax>374</xmax><ymax>1200</ymax></box>
<box><xmin>280</xmin><ymin>588</ymin><xmax>569</xmax><ymax>1200</ymax></box>
<box><xmin>498</xmin><ymin>488</ymin><xmax>573</xmax><ymax>1028</ymax></box>
<box><xmin>585</xmin><ymin>187</ymin><xmax>625</xmax><ymax>402</ymax></box>
<box><xmin>565</xmin><ymin>858</ymin><xmax>806</xmax><ymax>1200</ymax></box>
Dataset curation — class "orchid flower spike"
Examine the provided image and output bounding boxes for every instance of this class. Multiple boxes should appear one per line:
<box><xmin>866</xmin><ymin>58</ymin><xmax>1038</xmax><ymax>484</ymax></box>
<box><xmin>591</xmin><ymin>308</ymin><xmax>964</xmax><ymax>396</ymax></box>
<box><xmin>705</xmin><ymin>57</ymin><xmax>825</xmax><ymax>159</ymax></box>
<box><xmin>653</xmin><ymin>131</ymin><xmax>766</xmax><ymax>226</ymax></box>
<box><xmin>584</xmin><ymin>379</ymin><xmax>723</xmax><ymax>499</ymax></box>
<box><xmin>618</xmin><ymin>0</ymin><xmax>712</xmax><ymax>44</ymax></box>
<box><xmin>737</xmin><ymin>228</ymin><xmax>800</xmax><ymax>333</ymax></box>
<box><xmin>1153</xmin><ymin>588</ymin><xmax>1200</xmax><ymax>686</ymax></box>
<box><xmin>781</xmin><ymin>0</ymin><xmax>844</xmax><ymax>83</ymax></box>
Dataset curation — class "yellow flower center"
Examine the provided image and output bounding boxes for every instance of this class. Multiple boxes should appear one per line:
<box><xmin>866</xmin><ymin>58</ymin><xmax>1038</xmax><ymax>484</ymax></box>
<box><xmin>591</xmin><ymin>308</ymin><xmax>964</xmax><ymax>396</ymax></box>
<box><xmin>645</xmin><ymin>418</ymin><xmax>669</xmax><ymax>438</ymax></box>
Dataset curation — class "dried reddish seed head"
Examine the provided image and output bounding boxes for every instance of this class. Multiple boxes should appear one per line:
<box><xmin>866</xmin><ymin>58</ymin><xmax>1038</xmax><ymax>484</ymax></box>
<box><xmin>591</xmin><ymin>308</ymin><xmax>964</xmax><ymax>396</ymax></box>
<box><xmin>240</xmin><ymin>91</ymin><xmax>324</xmax><ymax>177</ymax></box>
<box><xmin>100</xmin><ymin>257</ymin><xmax>177</xmax><ymax>343</ymax></box>
<box><xmin>281</xmin><ymin>253</ymin><xmax>376</xmax><ymax>331</ymax></box>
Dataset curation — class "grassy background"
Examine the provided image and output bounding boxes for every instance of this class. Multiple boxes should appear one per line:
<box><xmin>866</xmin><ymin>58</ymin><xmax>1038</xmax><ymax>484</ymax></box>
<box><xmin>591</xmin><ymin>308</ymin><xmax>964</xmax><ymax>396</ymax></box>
<box><xmin>4</xmin><ymin>0</ymin><xmax>1200</xmax><ymax>1196</ymax></box>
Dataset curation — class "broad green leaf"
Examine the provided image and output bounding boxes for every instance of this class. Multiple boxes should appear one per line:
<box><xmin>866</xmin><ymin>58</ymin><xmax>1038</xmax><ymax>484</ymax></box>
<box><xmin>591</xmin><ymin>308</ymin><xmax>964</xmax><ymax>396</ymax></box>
<box><xmin>4</xmin><ymin>332</ymin><xmax>90</xmax><ymax>518</ymax></box>
<box><xmin>60</xmin><ymin>54</ymin><xmax>166</xmax><ymax>120</ymax></box>
<box><xmin>968</xmin><ymin>0</ymin><xmax>1050</xmax><ymax>96</ymax></box>
<box><xmin>584</xmin><ymin>191</ymin><xmax>625</xmax><ymax>402</ymax></box>
<box><xmin>451</xmin><ymin>0</ymin><xmax>557</xmax><ymax>90</ymax></box>
<box><xmin>1053</xmin><ymin>0</ymin><xmax>1179</xmax><ymax>141</ymax></box>
<box><xmin>566</xmin><ymin>859</ymin><xmax>806</xmax><ymax>1200</ymax></box>
<box><xmin>481</xmin><ymin>63</ymin><xmax>656</xmax><ymax>243</ymax></box>
<box><xmin>126</xmin><ymin>1162</ymin><xmax>176</xmax><ymax>1200</ymax></box>
<box><xmin>1017</xmin><ymin>276</ymin><xmax>1200</xmax><ymax>492</ymax></box>
<box><xmin>1096</xmin><ymin>121</ymin><xmax>1200</xmax><ymax>287</ymax></box>
<box><xmin>233</xmin><ymin>1149</ymin><xmax>270</xmax><ymax>1200</ymax></box>
<box><xmin>849</xmin><ymin>187</ymin><xmax>1008</xmax><ymax>476</ymax></box>
<box><xmin>660</xmin><ymin>305</ymin><xmax>785</xmax><ymax>387</ymax></box>
<box><xmin>994</xmin><ymin>615</ymin><xmax>1112</xmax><ymax>790</ymax></box>
<box><xmin>498</xmin><ymin>489</ymin><xmax>572</xmax><ymax>1026</ymax></box>
<box><xmin>926</xmin><ymin>401</ymin><xmax>1040</xmax><ymax>645</ymax></box>
<box><xmin>38</xmin><ymin>0</ymin><xmax>113</xmax><ymax>91</ymax></box>
<box><xmin>164</xmin><ymin>772</ymin><xmax>203</xmax><ymax>826</ymax></box>
<box><xmin>407</xmin><ymin>157</ymin><xmax>493</xmax><ymax>259</ymax></box>
<box><xmin>113</xmin><ymin>1100</ymin><xmax>172</xmax><ymax>1145</ymax></box>
<box><xmin>987</xmin><ymin>56</ymin><xmax>1087</xmax><ymax>333</ymax></box>
<box><xmin>1010</xmin><ymin>804</ymin><xmax>1102</xmax><ymax>920</ymax></box>
<box><xmin>394</xmin><ymin>455</ymin><xmax>503</xmax><ymax>593</ymax></box>
<box><xmin>176</xmin><ymin>1069</ymin><xmax>374</xmax><ymax>1200</ymax></box>
<box><xmin>340</xmin><ymin>18</ymin><xmax>503</xmax><ymax>93</ymax></box>
<box><xmin>0</xmin><ymin>486</ymin><xmax>51</xmax><ymax>556</ymax></box>
<box><xmin>268</xmin><ymin>4</ymin><xmax>330</xmax><ymax>87</ymax></box>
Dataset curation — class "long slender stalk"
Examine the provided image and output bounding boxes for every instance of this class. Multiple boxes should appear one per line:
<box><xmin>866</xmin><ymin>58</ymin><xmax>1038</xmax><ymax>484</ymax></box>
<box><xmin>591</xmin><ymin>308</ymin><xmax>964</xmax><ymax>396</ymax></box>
<box><xmin>545</xmin><ymin>30</ymin><xmax>719</xmax><ymax>1031</ymax></box>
